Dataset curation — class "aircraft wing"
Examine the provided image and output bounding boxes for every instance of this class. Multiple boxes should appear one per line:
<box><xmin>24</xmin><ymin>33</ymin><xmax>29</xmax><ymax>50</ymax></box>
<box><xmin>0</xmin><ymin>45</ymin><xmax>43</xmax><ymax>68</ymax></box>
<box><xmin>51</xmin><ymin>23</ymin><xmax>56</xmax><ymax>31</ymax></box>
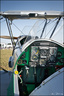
<box><xmin>0</xmin><ymin>11</ymin><xmax>64</xmax><ymax>20</ymax></box>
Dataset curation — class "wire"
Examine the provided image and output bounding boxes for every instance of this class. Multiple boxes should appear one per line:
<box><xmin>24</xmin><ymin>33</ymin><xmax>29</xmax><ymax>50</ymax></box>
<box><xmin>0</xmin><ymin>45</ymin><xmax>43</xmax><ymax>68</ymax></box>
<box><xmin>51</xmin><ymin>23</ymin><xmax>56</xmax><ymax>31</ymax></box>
<box><xmin>29</xmin><ymin>19</ymin><xmax>46</xmax><ymax>37</ymax></box>
<box><xmin>52</xmin><ymin>23</ymin><xmax>63</xmax><ymax>38</ymax></box>
<box><xmin>23</xmin><ymin>20</ymin><xmax>39</xmax><ymax>44</ymax></box>
<box><xmin>0</xmin><ymin>17</ymin><xmax>3</xmax><ymax>20</ymax></box>
<box><xmin>0</xmin><ymin>19</ymin><xmax>6</xmax><ymax>23</ymax></box>
<box><xmin>37</xmin><ymin>19</ymin><xmax>45</xmax><ymax>27</ymax></box>
<box><xmin>47</xmin><ymin>18</ymin><xmax>58</xmax><ymax>25</ymax></box>
<box><xmin>36</xmin><ymin>18</ymin><xmax>57</xmax><ymax>35</ymax></box>
<box><xmin>44</xmin><ymin>18</ymin><xmax>58</xmax><ymax>38</ymax></box>
<box><xmin>45</xmin><ymin>24</ymin><xmax>56</xmax><ymax>38</ymax></box>
<box><xmin>12</xmin><ymin>22</ymin><xmax>25</xmax><ymax>35</ymax></box>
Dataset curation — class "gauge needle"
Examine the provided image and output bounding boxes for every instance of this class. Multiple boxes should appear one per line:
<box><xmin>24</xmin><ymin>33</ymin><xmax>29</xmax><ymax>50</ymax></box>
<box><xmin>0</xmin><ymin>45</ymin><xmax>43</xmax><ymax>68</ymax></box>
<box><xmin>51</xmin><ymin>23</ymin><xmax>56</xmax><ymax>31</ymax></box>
<box><xmin>36</xmin><ymin>50</ymin><xmax>39</xmax><ymax>54</ymax></box>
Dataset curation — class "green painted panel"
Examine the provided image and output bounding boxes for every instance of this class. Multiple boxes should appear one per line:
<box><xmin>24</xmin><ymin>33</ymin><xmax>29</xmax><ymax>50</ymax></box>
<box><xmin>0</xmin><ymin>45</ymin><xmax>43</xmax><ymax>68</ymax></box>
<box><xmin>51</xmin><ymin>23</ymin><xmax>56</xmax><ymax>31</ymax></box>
<box><xmin>27</xmin><ymin>84</ymin><xmax>35</xmax><ymax>95</ymax></box>
<box><xmin>17</xmin><ymin>46</ymin><xmax>30</xmax><ymax>66</ymax></box>
<box><xmin>48</xmin><ymin>67</ymin><xmax>56</xmax><ymax>76</ymax></box>
<box><xmin>56</xmin><ymin>46</ymin><xmax>64</xmax><ymax>66</ymax></box>
<box><xmin>14</xmin><ymin>44</ymin><xmax>64</xmax><ymax>96</ymax></box>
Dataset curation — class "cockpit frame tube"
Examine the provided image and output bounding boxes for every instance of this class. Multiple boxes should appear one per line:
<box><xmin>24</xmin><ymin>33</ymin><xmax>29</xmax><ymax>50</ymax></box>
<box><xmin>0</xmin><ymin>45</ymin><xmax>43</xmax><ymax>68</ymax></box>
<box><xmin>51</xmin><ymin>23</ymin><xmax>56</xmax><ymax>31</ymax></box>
<box><xmin>6</xmin><ymin>18</ymin><xmax>15</xmax><ymax>48</ymax></box>
<box><xmin>49</xmin><ymin>17</ymin><xmax>61</xmax><ymax>38</ymax></box>
<box><xmin>40</xmin><ymin>19</ymin><xmax>47</xmax><ymax>38</ymax></box>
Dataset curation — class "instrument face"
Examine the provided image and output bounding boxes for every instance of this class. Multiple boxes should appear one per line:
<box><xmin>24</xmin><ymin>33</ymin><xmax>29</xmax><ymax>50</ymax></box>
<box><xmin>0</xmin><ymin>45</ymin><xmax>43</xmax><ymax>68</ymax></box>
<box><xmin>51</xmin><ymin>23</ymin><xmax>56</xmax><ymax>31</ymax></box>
<box><xmin>31</xmin><ymin>46</ymin><xmax>39</xmax><ymax>61</ymax></box>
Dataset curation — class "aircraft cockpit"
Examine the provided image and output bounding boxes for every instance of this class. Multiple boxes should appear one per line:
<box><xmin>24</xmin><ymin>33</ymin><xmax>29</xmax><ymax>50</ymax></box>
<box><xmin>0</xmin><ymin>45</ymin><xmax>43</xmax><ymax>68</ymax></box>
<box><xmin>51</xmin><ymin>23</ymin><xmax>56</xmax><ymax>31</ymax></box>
<box><xmin>17</xmin><ymin>40</ymin><xmax>64</xmax><ymax>96</ymax></box>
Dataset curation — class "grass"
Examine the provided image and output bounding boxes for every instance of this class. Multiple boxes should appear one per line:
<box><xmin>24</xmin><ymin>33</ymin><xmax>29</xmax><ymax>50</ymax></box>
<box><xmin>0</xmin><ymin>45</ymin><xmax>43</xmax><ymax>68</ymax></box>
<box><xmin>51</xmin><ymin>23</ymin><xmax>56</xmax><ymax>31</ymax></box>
<box><xmin>0</xmin><ymin>49</ymin><xmax>13</xmax><ymax>71</ymax></box>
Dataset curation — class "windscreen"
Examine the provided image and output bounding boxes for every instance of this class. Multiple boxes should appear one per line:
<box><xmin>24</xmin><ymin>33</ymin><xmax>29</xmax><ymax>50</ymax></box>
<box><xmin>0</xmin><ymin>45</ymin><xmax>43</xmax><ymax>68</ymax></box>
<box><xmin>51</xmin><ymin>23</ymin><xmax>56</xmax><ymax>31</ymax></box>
<box><xmin>20</xmin><ymin>18</ymin><xmax>63</xmax><ymax>44</ymax></box>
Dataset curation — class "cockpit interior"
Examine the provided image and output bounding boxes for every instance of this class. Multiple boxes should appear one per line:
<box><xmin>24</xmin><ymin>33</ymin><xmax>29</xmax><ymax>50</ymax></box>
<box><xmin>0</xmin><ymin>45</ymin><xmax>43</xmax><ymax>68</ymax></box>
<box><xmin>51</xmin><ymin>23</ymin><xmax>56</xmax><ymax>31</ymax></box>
<box><xmin>17</xmin><ymin>40</ymin><xmax>64</xmax><ymax>96</ymax></box>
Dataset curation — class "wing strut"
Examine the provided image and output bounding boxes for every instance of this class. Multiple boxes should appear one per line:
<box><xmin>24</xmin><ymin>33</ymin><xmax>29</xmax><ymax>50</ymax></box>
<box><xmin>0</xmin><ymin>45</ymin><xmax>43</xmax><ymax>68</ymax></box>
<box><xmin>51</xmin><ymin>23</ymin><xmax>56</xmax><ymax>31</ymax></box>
<box><xmin>40</xmin><ymin>19</ymin><xmax>47</xmax><ymax>38</ymax></box>
<box><xmin>6</xmin><ymin>18</ymin><xmax>15</xmax><ymax>48</ymax></box>
<box><xmin>49</xmin><ymin>17</ymin><xmax>61</xmax><ymax>38</ymax></box>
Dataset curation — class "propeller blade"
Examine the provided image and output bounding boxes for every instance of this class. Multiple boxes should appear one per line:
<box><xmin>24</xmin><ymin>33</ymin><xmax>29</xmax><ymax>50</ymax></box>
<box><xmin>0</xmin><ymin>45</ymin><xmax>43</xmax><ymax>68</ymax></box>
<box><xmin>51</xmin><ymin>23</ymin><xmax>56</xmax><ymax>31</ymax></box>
<box><xmin>0</xmin><ymin>36</ymin><xmax>18</xmax><ymax>39</ymax></box>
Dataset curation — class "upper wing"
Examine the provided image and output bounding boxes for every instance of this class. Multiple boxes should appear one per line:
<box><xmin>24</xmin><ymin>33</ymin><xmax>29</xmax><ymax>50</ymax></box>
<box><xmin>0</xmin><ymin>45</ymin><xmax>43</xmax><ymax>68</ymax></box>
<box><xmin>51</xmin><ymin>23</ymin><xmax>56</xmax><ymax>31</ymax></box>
<box><xmin>0</xmin><ymin>11</ymin><xmax>64</xmax><ymax>20</ymax></box>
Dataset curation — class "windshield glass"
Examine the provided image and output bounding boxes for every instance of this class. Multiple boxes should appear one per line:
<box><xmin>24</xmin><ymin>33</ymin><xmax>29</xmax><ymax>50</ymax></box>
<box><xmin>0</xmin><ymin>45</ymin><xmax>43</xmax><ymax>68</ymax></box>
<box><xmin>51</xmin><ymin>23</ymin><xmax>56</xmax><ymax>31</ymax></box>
<box><xmin>19</xmin><ymin>18</ymin><xmax>63</xmax><ymax>44</ymax></box>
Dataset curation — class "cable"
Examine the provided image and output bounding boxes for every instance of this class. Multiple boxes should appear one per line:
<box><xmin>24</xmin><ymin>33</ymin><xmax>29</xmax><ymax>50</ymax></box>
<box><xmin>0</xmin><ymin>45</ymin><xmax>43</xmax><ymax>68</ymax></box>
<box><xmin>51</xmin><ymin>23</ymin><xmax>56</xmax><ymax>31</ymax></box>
<box><xmin>44</xmin><ymin>18</ymin><xmax>58</xmax><ymax>38</ymax></box>
<box><xmin>52</xmin><ymin>23</ymin><xmax>63</xmax><ymax>38</ymax></box>
<box><xmin>12</xmin><ymin>22</ymin><xmax>25</xmax><ymax>35</ymax></box>
<box><xmin>37</xmin><ymin>19</ymin><xmax>45</xmax><ymax>27</ymax></box>
<box><xmin>0</xmin><ymin>17</ymin><xmax>3</xmax><ymax>20</ymax></box>
<box><xmin>47</xmin><ymin>18</ymin><xmax>58</xmax><ymax>25</ymax></box>
<box><xmin>0</xmin><ymin>19</ymin><xmax>6</xmax><ymax>23</ymax></box>
<box><xmin>44</xmin><ymin>22</ymin><xmax>56</xmax><ymax>38</ymax></box>
<box><xmin>23</xmin><ymin>20</ymin><xmax>39</xmax><ymax>44</ymax></box>
<box><xmin>36</xmin><ymin>19</ymin><xmax>50</xmax><ymax>34</ymax></box>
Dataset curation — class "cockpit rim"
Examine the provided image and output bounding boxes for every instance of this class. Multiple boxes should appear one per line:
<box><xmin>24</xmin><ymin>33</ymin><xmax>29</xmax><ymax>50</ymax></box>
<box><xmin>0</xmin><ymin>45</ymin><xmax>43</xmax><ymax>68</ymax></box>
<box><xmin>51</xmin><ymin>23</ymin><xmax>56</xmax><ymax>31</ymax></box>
<box><xmin>21</xmin><ymin>38</ymin><xmax>64</xmax><ymax>52</ymax></box>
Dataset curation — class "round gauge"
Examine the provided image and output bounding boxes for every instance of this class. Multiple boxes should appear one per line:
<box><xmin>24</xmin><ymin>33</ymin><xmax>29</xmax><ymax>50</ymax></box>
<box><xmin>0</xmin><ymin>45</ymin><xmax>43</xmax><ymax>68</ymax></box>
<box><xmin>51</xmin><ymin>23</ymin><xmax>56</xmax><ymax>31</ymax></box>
<box><xmin>22</xmin><ymin>60</ymin><xmax>27</xmax><ymax>64</ymax></box>
<box><xmin>50</xmin><ymin>48</ymin><xmax>57</xmax><ymax>56</ymax></box>
<box><xmin>50</xmin><ymin>55</ymin><xmax>55</xmax><ymax>62</ymax></box>
<box><xmin>31</xmin><ymin>46</ymin><xmax>39</xmax><ymax>61</ymax></box>
<box><xmin>57</xmin><ymin>51</ymin><xmax>62</xmax><ymax>57</ymax></box>
<box><xmin>60</xmin><ymin>58</ymin><xmax>64</xmax><ymax>63</ymax></box>
<box><xmin>20</xmin><ymin>53</ymin><xmax>25</xmax><ymax>59</ymax></box>
<box><xmin>40</xmin><ymin>49</ymin><xmax>49</xmax><ymax>56</ymax></box>
<box><xmin>17</xmin><ymin>59</ymin><xmax>22</xmax><ymax>64</ymax></box>
<box><xmin>32</xmin><ymin>55</ymin><xmax>38</xmax><ymax>60</ymax></box>
<box><xmin>34</xmin><ymin>47</ymin><xmax>39</xmax><ymax>54</ymax></box>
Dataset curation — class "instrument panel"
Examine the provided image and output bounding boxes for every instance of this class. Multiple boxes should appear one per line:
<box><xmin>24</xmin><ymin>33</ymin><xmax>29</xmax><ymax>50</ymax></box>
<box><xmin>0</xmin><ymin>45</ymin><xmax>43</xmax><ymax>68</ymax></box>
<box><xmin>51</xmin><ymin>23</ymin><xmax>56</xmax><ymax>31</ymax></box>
<box><xmin>30</xmin><ymin>46</ymin><xmax>57</xmax><ymax>66</ymax></box>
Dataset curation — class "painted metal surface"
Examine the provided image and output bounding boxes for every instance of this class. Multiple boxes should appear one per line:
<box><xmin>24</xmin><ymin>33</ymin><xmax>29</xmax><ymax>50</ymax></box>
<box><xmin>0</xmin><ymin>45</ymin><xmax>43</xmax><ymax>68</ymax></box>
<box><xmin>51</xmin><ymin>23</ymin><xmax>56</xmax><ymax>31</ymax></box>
<box><xmin>14</xmin><ymin>66</ymin><xmax>19</xmax><ymax>96</ymax></box>
<box><xmin>0</xmin><ymin>71</ymin><xmax>12</xmax><ymax>96</ymax></box>
<box><xmin>21</xmin><ymin>39</ymin><xmax>64</xmax><ymax>52</ymax></box>
<box><xmin>29</xmin><ymin>68</ymin><xmax>64</xmax><ymax>96</ymax></box>
<box><xmin>0</xmin><ymin>11</ymin><xmax>64</xmax><ymax>20</ymax></box>
<box><xmin>15</xmin><ymin>38</ymin><xmax>64</xmax><ymax>95</ymax></box>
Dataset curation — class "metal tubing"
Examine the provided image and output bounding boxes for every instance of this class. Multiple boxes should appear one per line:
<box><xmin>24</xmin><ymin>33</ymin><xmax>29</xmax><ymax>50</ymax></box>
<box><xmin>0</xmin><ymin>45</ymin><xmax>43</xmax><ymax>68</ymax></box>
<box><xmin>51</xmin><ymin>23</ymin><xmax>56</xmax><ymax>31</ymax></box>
<box><xmin>49</xmin><ymin>17</ymin><xmax>61</xmax><ymax>39</ymax></box>
<box><xmin>6</xmin><ymin>18</ymin><xmax>14</xmax><ymax>48</ymax></box>
<box><xmin>40</xmin><ymin>19</ymin><xmax>47</xmax><ymax>38</ymax></box>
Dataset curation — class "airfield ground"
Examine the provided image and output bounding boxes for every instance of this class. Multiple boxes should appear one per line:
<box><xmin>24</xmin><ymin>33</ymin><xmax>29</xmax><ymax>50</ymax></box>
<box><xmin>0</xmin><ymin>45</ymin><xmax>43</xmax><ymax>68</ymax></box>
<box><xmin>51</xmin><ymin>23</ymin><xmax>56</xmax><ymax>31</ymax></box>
<box><xmin>0</xmin><ymin>49</ymin><xmax>13</xmax><ymax>95</ymax></box>
<box><xmin>0</xmin><ymin>49</ymin><xmax>12</xmax><ymax>71</ymax></box>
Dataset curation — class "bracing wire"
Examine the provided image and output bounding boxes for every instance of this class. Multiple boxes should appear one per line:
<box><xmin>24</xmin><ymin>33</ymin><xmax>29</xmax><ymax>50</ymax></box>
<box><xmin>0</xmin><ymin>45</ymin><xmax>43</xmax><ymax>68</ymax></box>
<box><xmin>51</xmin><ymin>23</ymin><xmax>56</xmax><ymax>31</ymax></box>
<box><xmin>36</xmin><ymin>18</ymin><xmax>58</xmax><ymax>35</ymax></box>
<box><xmin>12</xmin><ymin>22</ymin><xmax>25</xmax><ymax>35</ymax></box>
<box><xmin>36</xmin><ymin>19</ymin><xmax>48</xmax><ymax>34</ymax></box>
<box><xmin>47</xmin><ymin>18</ymin><xmax>58</xmax><ymax>25</ymax></box>
<box><xmin>0</xmin><ymin>19</ymin><xmax>6</xmax><ymax>23</ymax></box>
<box><xmin>45</xmin><ymin>24</ymin><xmax>56</xmax><ymax>38</ymax></box>
<box><xmin>23</xmin><ymin>20</ymin><xmax>40</xmax><ymax>44</ymax></box>
<box><xmin>29</xmin><ymin>19</ymin><xmax>46</xmax><ymax>37</ymax></box>
<box><xmin>52</xmin><ymin>23</ymin><xmax>63</xmax><ymax>38</ymax></box>
<box><xmin>24</xmin><ymin>19</ymin><xmax>46</xmax><ymax>43</ymax></box>
<box><xmin>44</xmin><ymin>18</ymin><xmax>58</xmax><ymax>38</ymax></box>
<box><xmin>0</xmin><ymin>17</ymin><xmax>3</xmax><ymax>20</ymax></box>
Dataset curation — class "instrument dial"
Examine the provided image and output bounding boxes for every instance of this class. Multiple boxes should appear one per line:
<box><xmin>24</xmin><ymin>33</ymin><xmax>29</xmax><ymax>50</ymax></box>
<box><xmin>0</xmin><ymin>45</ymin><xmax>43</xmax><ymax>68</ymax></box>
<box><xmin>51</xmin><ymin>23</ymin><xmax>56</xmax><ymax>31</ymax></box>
<box><xmin>31</xmin><ymin>46</ymin><xmax>39</xmax><ymax>61</ymax></box>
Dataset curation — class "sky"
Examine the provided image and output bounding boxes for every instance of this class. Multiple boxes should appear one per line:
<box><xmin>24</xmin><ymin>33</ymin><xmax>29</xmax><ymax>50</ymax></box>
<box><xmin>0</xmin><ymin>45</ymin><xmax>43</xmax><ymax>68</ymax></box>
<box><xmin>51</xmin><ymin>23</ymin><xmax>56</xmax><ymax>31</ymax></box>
<box><xmin>0</xmin><ymin>0</ymin><xmax>64</xmax><ymax>44</ymax></box>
